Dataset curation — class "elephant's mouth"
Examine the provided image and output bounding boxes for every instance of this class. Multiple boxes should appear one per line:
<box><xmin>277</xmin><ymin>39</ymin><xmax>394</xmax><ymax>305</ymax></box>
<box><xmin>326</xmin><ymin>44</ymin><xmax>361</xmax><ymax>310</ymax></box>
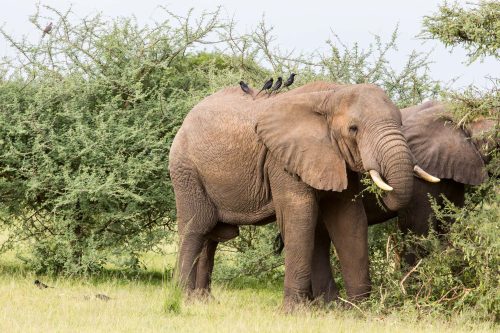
<box><xmin>337</xmin><ymin>138</ymin><xmax>364</xmax><ymax>172</ymax></box>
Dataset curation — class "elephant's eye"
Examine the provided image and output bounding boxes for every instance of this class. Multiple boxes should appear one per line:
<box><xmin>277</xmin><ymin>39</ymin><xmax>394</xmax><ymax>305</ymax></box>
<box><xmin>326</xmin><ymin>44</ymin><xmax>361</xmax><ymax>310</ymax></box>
<box><xmin>349</xmin><ymin>125</ymin><xmax>358</xmax><ymax>134</ymax></box>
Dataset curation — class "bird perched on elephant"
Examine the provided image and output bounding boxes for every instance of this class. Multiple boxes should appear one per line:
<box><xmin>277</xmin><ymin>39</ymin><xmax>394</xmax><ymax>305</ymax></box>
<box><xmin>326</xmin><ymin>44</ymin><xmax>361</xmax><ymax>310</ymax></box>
<box><xmin>256</xmin><ymin>78</ymin><xmax>273</xmax><ymax>96</ymax></box>
<box><xmin>169</xmin><ymin>81</ymin><xmax>438</xmax><ymax>310</ymax></box>
<box><xmin>239</xmin><ymin>81</ymin><xmax>251</xmax><ymax>95</ymax></box>
<box><xmin>270</xmin><ymin>76</ymin><xmax>283</xmax><ymax>94</ymax></box>
<box><xmin>283</xmin><ymin>73</ymin><xmax>296</xmax><ymax>90</ymax></box>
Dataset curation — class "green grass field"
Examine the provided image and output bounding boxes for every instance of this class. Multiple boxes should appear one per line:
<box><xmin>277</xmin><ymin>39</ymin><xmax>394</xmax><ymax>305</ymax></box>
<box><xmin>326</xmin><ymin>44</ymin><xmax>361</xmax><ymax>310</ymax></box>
<box><xmin>0</xmin><ymin>250</ymin><xmax>497</xmax><ymax>333</ymax></box>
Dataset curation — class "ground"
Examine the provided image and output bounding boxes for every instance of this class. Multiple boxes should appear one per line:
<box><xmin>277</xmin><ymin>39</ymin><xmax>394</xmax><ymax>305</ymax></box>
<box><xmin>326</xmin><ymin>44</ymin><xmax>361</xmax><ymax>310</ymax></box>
<box><xmin>0</xmin><ymin>250</ymin><xmax>497</xmax><ymax>333</ymax></box>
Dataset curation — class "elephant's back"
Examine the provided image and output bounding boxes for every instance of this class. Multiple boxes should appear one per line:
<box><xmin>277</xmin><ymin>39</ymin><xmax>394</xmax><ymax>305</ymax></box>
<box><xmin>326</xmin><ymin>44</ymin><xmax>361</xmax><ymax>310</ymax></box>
<box><xmin>179</xmin><ymin>87</ymin><xmax>262</xmax><ymax>153</ymax></box>
<box><xmin>169</xmin><ymin>86</ymin><xmax>272</xmax><ymax>216</ymax></box>
<box><xmin>171</xmin><ymin>87</ymin><xmax>257</xmax><ymax>156</ymax></box>
<box><xmin>400</xmin><ymin>100</ymin><xmax>440</xmax><ymax>122</ymax></box>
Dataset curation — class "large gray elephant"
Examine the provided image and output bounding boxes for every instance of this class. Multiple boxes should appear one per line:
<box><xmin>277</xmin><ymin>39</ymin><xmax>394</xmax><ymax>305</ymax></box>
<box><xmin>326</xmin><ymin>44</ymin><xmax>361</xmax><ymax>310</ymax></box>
<box><xmin>169</xmin><ymin>81</ymin><xmax>432</xmax><ymax>309</ymax></box>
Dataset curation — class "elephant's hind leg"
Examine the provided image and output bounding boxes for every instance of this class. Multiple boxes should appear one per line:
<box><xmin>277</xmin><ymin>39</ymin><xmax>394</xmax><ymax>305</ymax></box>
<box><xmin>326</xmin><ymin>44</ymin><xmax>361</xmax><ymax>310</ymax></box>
<box><xmin>195</xmin><ymin>239</ymin><xmax>218</xmax><ymax>295</ymax></box>
<box><xmin>195</xmin><ymin>223</ymin><xmax>239</xmax><ymax>294</ymax></box>
<box><xmin>172</xmin><ymin>169</ymin><xmax>218</xmax><ymax>294</ymax></box>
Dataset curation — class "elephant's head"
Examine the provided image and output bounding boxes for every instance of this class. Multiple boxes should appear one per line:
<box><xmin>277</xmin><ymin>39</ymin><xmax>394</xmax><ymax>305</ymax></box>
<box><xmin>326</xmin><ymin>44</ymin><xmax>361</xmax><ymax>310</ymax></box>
<box><xmin>256</xmin><ymin>82</ymin><xmax>426</xmax><ymax>210</ymax></box>
<box><xmin>402</xmin><ymin>103</ymin><xmax>496</xmax><ymax>184</ymax></box>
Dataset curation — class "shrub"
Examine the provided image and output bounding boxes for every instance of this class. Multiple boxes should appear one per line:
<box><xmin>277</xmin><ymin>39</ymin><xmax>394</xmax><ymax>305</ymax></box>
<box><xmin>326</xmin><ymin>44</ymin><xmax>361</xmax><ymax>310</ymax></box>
<box><xmin>421</xmin><ymin>0</ymin><xmax>500</xmax><ymax>63</ymax></box>
<box><xmin>0</xmin><ymin>5</ymin><xmax>256</xmax><ymax>274</ymax></box>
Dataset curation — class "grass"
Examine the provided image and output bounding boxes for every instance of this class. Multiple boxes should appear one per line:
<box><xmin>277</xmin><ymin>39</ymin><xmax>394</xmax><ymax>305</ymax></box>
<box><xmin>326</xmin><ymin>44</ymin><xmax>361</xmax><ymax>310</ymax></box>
<box><xmin>0</xmin><ymin>250</ymin><xmax>497</xmax><ymax>333</ymax></box>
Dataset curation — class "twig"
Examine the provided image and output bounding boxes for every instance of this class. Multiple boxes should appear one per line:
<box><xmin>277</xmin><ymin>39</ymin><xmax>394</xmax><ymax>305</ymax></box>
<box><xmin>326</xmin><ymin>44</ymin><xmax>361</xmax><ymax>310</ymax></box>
<box><xmin>399</xmin><ymin>259</ymin><xmax>422</xmax><ymax>295</ymax></box>
<box><xmin>337</xmin><ymin>297</ymin><xmax>367</xmax><ymax>317</ymax></box>
<box><xmin>386</xmin><ymin>234</ymin><xmax>392</xmax><ymax>262</ymax></box>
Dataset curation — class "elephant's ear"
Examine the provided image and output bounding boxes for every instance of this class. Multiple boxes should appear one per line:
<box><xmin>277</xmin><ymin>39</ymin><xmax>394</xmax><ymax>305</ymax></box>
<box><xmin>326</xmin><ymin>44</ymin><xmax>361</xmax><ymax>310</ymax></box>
<box><xmin>403</xmin><ymin>107</ymin><xmax>487</xmax><ymax>185</ymax></box>
<box><xmin>255</xmin><ymin>92</ymin><xmax>347</xmax><ymax>191</ymax></box>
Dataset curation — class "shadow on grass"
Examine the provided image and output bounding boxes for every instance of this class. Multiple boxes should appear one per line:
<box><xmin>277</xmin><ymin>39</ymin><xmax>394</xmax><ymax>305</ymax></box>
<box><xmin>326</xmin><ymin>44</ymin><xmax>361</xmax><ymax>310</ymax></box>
<box><xmin>0</xmin><ymin>258</ymin><xmax>171</xmax><ymax>286</ymax></box>
<box><xmin>0</xmin><ymin>259</ymin><xmax>281</xmax><ymax>293</ymax></box>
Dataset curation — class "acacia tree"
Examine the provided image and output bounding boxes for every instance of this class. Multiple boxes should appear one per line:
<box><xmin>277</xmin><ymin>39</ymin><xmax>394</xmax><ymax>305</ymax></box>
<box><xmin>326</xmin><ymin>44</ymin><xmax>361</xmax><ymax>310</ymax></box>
<box><xmin>0</xmin><ymin>5</ymin><xmax>238</xmax><ymax>274</ymax></box>
<box><xmin>421</xmin><ymin>0</ymin><xmax>499</xmax><ymax>63</ymax></box>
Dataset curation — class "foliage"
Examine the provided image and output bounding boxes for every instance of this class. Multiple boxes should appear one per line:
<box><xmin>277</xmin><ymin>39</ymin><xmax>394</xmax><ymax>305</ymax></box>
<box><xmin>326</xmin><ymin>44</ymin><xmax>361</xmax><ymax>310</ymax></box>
<box><xmin>318</xmin><ymin>27</ymin><xmax>441</xmax><ymax>107</ymax></box>
<box><xmin>421</xmin><ymin>1</ymin><xmax>500</xmax><ymax>63</ymax></box>
<box><xmin>357</xmin><ymin>173</ymin><xmax>386</xmax><ymax>211</ymax></box>
<box><xmin>237</xmin><ymin>20</ymin><xmax>442</xmax><ymax>108</ymax></box>
<box><xmin>441</xmin><ymin>84</ymin><xmax>499</xmax><ymax>126</ymax></box>
<box><xmin>0</xmin><ymin>5</ymin><xmax>245</xmax><ymax>274</ymax></box>
<box><xmin>213</xmin><ymin>224</ymin><xmax>284</xmax><ymax>284</ymax></box>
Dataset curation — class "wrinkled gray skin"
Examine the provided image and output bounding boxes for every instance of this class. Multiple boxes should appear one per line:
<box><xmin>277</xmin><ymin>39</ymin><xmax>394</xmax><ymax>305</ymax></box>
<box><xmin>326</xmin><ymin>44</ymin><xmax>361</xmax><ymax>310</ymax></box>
<box><xmin>169</xmin><ymin>81</ymin><xmax>415</xmax><ymax>309</ymax></box>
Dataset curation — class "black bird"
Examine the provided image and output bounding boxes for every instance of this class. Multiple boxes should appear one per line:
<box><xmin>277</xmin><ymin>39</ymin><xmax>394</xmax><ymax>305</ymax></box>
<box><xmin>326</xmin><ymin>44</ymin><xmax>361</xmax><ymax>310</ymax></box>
<box><xmin>256</xmin><ymin>78</ymin><xmax>273</xmax><ymax>96</ymax></box>
<box><xmin>95</xmin><ymin>293</ymin><xmax>112</xmax><ymax>301</ymax></box>
<box><xmin>239</xmin><ymin>81</ymin><xmax>251</xmax><ymax>95</ymax></box>
<box><xmin>42</xmin><ymin>22</ymin><xmax>53</xmax><ymax>37</ymax></box>
<box><xmin>34</xmin><ymin>279</ymin><xmax>51</xmax><ymax>289</ymax></box>
<box><xmin>270</xmin><ymin>76</ymin><xmax>282</xmax><ymax>94</ymax></box>
<box><xmin>283</xmin><ymin>73</ymin><xmax>296</xmax><ymax>89</ymax></box>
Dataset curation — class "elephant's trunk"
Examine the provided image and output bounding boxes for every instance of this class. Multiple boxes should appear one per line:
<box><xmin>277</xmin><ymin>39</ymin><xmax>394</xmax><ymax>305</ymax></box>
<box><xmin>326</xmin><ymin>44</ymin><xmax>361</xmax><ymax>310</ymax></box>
<box><xmin>362</xmin><ymin>122</ymin><xmax>414</xmax><ymax>211</ymax></box>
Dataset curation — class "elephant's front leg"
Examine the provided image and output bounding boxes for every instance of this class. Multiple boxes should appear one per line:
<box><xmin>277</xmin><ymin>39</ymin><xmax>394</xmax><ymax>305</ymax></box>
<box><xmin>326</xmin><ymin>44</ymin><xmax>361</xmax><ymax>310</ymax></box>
<box><xmin>321</xmin><ymin>185</ymin><xmax>370</xmax><ymax>301</ymax></box>
<box><xmin>281</xmin><ymin>201</ymin><xmax>318</xmax><ymax>309</ymax></box>
<box><xmin>270</xmin><ymin>172</ymin><xmax>318</xmax><ymax>310</ymax></box>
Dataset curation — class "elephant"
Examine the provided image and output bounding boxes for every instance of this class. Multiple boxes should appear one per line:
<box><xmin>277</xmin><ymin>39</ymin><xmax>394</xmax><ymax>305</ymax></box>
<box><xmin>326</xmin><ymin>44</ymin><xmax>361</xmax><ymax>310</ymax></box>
<box><xmin>168</xmin><ymin>81</ymin><xmax>436</xmax><ymax>309</ymax></box>
<box><xmin>300</xmin><ymin>100</ymin><xmax>496</xmax><ymax>302</ymax></box>
<box><xmin>187</xmin><ymin>97</ymin><xmax>496</xmax><ymax>305</ymax></box>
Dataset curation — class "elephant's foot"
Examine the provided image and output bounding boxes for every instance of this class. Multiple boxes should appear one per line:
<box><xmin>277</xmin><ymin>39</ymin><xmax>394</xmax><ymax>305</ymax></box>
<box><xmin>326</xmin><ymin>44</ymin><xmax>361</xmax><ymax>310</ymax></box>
<box><xmin>282</xmin><ymin>287</ymin><xmax>313</xmax><ymax>313</ymax></box>
<box><xmin>345</xmin><ymin>285</ymin><xmax>371</xmax><ymax>304</ymax></box>
<box><xmin>186</xmin><ymin>288</ymin><xmax>214</xmax><ymax>303</ymax></box>
<box><xmin>312</xmin><ymin>285</ymin><xmax>339</xmax><ymax>305</ymax></box>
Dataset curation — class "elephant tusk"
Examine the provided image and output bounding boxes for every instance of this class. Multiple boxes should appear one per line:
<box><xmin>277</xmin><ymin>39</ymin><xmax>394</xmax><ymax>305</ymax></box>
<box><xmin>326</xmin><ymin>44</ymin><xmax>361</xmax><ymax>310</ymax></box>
<box><xmin>413</xmin><ymin>165</ymin><xmax>440</xmax><ymax>183</ymax></box>
<box><xmin>369</xmin><ymin>170</ymin><xmax>393</xmax><ymax>191</ymax></box>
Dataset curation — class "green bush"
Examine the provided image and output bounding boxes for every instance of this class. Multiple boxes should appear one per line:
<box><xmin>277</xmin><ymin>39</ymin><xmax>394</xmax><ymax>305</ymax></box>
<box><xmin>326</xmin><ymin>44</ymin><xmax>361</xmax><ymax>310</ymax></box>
<box><xmin>0</xmin><ymin>6</ymin><xmax>260</xmax><ymax>274</ymax></box>
<box><xmin>213</xmin><ymin>224</ymin><xmax>284</xmax><ymax>284</ymax></box>
<box><xmin>421</xmin><ymin>0</ymin><xmax>500</xmax><ymax>63</ymax></box>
